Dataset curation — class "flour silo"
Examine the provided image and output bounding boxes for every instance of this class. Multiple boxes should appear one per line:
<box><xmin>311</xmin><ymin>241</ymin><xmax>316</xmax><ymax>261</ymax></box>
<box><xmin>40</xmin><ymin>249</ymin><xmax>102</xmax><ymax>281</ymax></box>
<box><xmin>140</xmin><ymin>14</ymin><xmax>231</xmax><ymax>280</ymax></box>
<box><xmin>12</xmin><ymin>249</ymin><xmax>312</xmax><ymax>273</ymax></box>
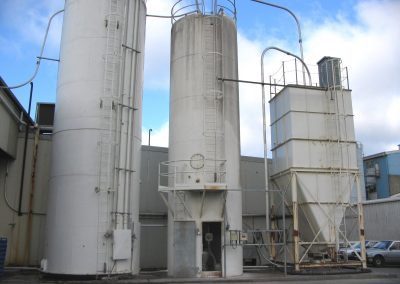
<box><xmin>159</xmin><ymin>1</ymin><xmax>242</xmax><ymax>278</ymax></box>
<box><xmin>43</xmin><ymin>0</ymin><xmax>146</xmax><ymax>275</ymax></box>
<box><xmin>269</xmin><ymin>57</ymin><xmax>366</xmax><ymax>270</ymax></box>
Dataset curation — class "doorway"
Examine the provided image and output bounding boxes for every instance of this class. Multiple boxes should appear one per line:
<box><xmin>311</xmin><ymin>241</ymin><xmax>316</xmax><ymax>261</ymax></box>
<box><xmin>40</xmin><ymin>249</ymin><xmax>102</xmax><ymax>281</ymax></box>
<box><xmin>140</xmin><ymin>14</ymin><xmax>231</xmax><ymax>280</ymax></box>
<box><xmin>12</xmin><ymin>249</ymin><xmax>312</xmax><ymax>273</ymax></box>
<box><xmin>202</xmin><ymin>222</ymin><xmax>222</xmax><ymax>272</ymax></box>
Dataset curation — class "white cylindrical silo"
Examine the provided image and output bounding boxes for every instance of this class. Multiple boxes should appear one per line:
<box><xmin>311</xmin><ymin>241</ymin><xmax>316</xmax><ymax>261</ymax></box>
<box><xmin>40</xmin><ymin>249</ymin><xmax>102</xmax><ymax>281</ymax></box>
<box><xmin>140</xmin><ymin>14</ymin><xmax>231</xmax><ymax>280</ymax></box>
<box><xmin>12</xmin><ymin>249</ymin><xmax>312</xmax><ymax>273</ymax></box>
<box><xmin>43</xmin><ymin>0</ymin><xmax>146</xmax><ymax>275</ymax></box>
<box><xmin>166</xmin><ymin>5</ymin><xmax>242</xmax><ymax>277</ymax></box>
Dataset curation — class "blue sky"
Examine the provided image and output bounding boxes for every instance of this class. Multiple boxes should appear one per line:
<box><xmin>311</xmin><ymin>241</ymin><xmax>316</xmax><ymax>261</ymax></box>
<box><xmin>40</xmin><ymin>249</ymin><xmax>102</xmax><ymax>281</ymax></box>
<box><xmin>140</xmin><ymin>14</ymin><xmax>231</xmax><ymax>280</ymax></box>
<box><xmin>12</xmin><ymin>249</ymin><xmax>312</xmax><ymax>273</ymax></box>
<box><xmin>0</xmin><ymin>0</ymin><xmax>399</xmax><ymax>157</ymax></box>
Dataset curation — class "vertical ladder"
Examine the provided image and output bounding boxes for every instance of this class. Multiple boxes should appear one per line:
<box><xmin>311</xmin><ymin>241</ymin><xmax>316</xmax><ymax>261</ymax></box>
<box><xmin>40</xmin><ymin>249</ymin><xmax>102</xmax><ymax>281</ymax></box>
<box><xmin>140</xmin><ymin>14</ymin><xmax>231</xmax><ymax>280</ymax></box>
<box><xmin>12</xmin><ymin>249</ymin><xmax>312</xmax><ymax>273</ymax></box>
<box><xmin>202</xmin><ymin>16</ymin><xmax>224</xmax><ymax>182</ymax></box>
<box><xmin>97</xmin><ymin>0</ymin><xmax>123</xmax><ymax>273</ymax></box>
<box><xmin>324</xmin><ymin>59</ymin><xmax>347</xmax><ymax>246</ymax></box>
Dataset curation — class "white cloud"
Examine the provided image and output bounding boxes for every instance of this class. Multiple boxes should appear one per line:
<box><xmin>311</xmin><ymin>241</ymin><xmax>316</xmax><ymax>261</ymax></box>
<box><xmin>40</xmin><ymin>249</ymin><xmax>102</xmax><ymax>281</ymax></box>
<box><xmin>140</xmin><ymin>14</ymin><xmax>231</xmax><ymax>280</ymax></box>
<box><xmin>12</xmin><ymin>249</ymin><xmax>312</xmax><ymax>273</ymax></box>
<box><xmin>1</xmin><ymin>0</ymin><xmax>64</xmax><ymax>54</ymax></box>
<box><xmin>302</xmin><ymin>0</ymin><xmax>400</xmax><ymax>155</ymax></box>
<box><xmin>237</xmin><ymin>31</ymin><xmax>306</xmax><ymax>157</ymax></box>
<box><xmin>143</xmin><ymin>122</ymin><xmax>169</xmax><ymax>147</ymax></box>
<box><xmin>237</xmin><ymin>33</ymin><xmax>270</xmax><ymax>157</ymax></box>
<box><xmin>144</xmin><ymin>0</ymin><xmax>174</xmax><ymax>91</ymax></box>
<box><xmin>237</xmin><ymin>0</ymin><xmax>400</xmax><ymax>157</ymax></box>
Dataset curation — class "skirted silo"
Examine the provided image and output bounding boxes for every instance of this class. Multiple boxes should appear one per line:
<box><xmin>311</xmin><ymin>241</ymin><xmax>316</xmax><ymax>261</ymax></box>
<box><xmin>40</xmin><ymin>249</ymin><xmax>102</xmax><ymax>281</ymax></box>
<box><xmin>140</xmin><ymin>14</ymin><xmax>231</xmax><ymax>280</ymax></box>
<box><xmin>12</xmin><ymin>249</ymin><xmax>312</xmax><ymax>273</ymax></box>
<box><xmin>159</xmin><ymin>3</ymin><xmax>242</xmax><ymax>278</ymax></box>
<box><xmin>43</xmin><ymin>0</ymin><xmax>146</xmax><ymax>275</ymax></box>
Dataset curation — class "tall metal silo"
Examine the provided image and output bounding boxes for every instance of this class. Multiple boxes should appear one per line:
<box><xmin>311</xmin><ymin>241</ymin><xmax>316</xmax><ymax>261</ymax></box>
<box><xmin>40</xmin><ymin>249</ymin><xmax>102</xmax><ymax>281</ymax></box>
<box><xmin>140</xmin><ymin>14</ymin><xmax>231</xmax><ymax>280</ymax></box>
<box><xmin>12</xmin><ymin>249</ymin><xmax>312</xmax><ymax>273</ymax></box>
<box><xmin>43</xmin><ymin>0</ymin><xmax>146</xmax><ymax>275</ymax></box>
<box><xmin>159</xmin><ymin>1</ymin><xmax>242</xmax><ymax>278</ymax></box>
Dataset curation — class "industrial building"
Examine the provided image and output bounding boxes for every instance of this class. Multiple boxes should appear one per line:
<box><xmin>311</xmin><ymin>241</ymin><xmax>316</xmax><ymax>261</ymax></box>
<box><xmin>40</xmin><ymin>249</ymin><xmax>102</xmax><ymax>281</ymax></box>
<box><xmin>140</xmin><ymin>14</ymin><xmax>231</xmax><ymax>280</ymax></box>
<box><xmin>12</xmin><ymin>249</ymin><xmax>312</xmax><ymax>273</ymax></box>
<box><xmin>364</xmin><ymin>150</ymin><xmax>400</xmax><ymax>200</ymax></box>
<box><xmin>1</xmin><ymin>0</ymin><xmax>400</xmax><ymax>280</ymax></box>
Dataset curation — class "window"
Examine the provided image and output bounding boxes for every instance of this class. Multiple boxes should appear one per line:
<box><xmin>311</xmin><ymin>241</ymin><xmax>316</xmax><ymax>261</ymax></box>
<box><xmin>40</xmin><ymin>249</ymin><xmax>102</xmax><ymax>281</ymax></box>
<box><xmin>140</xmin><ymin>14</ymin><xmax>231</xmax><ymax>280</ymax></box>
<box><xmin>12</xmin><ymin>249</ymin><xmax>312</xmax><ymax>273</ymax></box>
<box><xmin>390</xmin><ymin>242</ymin><xmax>400</xmax><ymax>250</ymax></box>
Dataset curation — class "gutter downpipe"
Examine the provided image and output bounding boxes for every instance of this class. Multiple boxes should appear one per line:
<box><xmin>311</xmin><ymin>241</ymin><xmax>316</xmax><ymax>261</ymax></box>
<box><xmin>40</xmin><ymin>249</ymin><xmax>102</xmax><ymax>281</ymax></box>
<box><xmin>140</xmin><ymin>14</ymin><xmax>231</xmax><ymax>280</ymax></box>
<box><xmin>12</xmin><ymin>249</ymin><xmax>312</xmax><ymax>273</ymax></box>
<box><xmin>17</xmin><ymin>82</ymin><xmax>33</xmax><ymax>216</ymax></box>
<box><xmin>252</xmin><ymin>0</ymin><xmax>306</xmax><ymax>84</ymax></box>
<box><xmin>260</xmin><ymin>46</ymin><xmax>311</xmax><ymax>255</ymax></box>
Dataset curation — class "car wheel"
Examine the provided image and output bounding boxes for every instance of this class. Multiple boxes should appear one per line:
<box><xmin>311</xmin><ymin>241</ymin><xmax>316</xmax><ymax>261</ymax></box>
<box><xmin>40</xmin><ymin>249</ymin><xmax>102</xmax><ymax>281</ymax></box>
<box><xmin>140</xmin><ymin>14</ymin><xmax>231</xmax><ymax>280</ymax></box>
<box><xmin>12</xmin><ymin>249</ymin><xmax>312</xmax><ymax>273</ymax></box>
<box><xmin>373</xmin><ymin>256</ymin><xmax>384</xmax><ymax>267</ymax></box>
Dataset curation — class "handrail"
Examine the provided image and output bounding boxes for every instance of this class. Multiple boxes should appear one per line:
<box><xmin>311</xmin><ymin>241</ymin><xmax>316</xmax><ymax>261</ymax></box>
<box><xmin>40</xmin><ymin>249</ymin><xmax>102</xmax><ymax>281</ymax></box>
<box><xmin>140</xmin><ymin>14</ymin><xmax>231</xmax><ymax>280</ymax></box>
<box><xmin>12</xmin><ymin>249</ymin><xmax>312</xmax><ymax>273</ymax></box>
<box><xmin>159</xmin><ymin>159</ymin><xmax>227</xmax><ymax>189</ymax></box>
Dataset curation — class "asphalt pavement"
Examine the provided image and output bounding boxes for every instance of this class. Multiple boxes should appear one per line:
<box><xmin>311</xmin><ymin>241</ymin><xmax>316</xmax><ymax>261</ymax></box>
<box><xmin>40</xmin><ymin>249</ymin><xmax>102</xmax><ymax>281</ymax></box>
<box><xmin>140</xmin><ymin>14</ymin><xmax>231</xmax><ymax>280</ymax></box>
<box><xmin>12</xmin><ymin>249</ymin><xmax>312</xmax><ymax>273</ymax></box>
<box><xmin>1</xmin><ymin>266</ymin><xmax>399</xmax><ymax>284</ymax></box>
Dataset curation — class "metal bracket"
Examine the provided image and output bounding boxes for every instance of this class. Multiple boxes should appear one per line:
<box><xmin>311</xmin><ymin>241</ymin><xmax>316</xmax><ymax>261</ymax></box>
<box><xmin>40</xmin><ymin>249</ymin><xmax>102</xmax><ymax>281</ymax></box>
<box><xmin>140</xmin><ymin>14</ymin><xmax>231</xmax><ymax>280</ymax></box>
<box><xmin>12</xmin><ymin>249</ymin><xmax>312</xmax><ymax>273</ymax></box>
<box><xmin>122</xmin><ymin>44</ymin><xmax>141</xmax><ymax>53</ymax></box>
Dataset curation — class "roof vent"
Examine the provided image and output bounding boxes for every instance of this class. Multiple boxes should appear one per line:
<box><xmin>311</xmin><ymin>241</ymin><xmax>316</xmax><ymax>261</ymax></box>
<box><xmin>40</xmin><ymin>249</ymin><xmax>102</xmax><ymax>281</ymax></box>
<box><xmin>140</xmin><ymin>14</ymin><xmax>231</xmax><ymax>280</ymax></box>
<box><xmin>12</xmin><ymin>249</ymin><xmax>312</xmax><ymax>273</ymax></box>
<box><xmin>317</xmin><ymin>56</ymin><xmax>342</xmax><ymax>88</ymax></box>
<box><xmin>35</xmin><ymin>103</ymin><xmax>55</xmax><ymax>133</ymax></box>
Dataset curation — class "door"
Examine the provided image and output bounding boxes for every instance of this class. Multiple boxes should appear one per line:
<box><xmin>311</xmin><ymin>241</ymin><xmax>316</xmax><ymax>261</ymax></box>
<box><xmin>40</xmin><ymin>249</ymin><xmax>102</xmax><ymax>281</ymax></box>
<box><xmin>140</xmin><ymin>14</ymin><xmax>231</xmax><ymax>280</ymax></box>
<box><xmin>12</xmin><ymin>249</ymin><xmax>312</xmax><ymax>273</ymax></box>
<box><xmin>202</xmin><ymin>222</ymin><xmax>222</xmax><ymax>272</ymax></box>
<box><xmin>174</xmin><ymin>221</ymin><xmax>196</xmax><ymax>277</ymax></box>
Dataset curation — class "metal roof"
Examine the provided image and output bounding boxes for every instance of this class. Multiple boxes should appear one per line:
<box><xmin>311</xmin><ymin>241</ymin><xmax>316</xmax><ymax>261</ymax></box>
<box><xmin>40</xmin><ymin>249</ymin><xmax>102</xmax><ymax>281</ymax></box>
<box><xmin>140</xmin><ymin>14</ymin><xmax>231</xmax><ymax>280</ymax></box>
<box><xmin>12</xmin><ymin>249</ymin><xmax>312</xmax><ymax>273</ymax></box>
<box><xmin>0</xmin><ymin>76</ymin><xmax>35</xmax><ymax>126</ymax></box>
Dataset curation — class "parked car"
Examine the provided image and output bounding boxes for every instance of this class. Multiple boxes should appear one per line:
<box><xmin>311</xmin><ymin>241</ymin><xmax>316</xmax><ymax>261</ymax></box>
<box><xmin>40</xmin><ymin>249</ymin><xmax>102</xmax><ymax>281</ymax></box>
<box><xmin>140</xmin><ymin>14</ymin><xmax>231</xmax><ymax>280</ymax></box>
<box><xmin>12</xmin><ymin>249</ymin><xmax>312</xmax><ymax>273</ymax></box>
<box><xmin>339</xmin><ymin>241</ymin><xmax>359</xmax><ymax>259</ymax></box>
<box><xmin>339</xmin><ymin>240</ymin><xmax>378</xmax><ymax>260</ymax></box>
<box><xmin>366</xmin><ymin>240</ymin><xmax>400</xmax><ymax>267</ymax></box>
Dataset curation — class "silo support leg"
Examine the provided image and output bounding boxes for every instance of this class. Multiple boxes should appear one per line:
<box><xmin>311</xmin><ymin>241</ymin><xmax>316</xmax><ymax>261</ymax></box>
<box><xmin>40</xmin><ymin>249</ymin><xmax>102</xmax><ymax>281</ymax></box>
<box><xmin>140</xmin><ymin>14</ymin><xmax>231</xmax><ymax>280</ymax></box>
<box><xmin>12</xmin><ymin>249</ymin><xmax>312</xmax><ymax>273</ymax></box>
<box><xmin>291</xmin><ymin>173</ymin><xmax>300</xmax><ymax>272</ymax></box>
<box><xmin>356</xmin><ymin>175</ymin><xmax>367</xmax><ymax>269</ymax></box>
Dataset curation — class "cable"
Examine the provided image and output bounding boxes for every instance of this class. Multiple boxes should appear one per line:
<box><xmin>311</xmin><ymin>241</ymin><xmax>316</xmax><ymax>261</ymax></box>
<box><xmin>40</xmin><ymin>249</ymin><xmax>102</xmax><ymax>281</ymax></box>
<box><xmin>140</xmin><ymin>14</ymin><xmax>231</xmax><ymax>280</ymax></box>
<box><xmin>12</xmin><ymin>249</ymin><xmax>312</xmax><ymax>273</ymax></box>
<box><xmin>3</xmin><ymin>161</ymin><xmax>18</xmax><ymax>214</ymax></box>
<box><xmin>3</xmin><ymin>160</ymin><xmax>46</xmax><ymax>216</ymax></box>
<box><xmin>0</xmin><ymin>9</ymin><xmax>64</xmax><ymax>90</ymax></box>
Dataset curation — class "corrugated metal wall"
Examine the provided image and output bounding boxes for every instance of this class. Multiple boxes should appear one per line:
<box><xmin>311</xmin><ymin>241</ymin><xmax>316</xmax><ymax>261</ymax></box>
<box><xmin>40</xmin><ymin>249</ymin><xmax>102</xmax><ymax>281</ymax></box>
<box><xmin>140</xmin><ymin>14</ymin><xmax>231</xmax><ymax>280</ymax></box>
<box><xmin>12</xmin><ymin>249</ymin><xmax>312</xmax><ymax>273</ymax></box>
<box><xmin>345</xmin><ymin>198</ymin><xmax>400</xmax><ymax>241</ymax></box>
<box><xmin>362</xmin><ymin>198</ymin><xmax>400</xmax><ymax>240</ymax></box>
<box><xmin>0</xmin><ymin>134</ymin><xmax>51</xmax><ymax>266</ymax></box>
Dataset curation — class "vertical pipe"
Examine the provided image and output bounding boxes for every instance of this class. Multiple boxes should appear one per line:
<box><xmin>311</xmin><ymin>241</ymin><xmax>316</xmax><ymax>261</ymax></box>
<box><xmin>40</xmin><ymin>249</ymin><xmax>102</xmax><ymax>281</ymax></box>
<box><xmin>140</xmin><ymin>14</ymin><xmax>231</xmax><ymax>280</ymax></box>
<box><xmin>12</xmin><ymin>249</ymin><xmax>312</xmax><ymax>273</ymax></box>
<box><xmin>269</xmin><ymin>76</ymin><xmax>272</xmax><ymax>99</ymax></box>
<box><xmin>223</xmin><ymin>213</ymin><xmax>227</xmax><ymax>278</ymax></box>
<box><xmin>291</xmin><ymin>173</ymin><xmax>300</xmax><ymax>271</ymax></box>
<box><xmin>294</xmin><ymin>58</ymin><xmax>298</xmax><ymax>85</ymax></box>
<box><xmin>18</xmin><ymin>82</ymin><xmax>33</xmax><ymax>216</ymax></box>
<box><xmin>282</xmin><ymin>189</ymin><xmax>287</xmax><ymax>275</ymax></box>
<box><xmin>282</xmin><ymin>61</ymin><xmax>285</xmax><ymax>86</ymax></box>
<box><xmin>251</xmin><ymin>0</ymin><xmax>305</xmax><ymax>83</ymax></box>
<box><xmin>260</xmin><ymin>53</ymin><xmax>270</xmax><ymax>239</ymax></box>
<box><xmin>148</xmin><ymin>129</ymin><xmax>152</xmax><ymax>146</ymax></box>
<box><xmin>345</xmin><ymin>67</ymin><xmax>350</xmax><ymax>90</ymax></box>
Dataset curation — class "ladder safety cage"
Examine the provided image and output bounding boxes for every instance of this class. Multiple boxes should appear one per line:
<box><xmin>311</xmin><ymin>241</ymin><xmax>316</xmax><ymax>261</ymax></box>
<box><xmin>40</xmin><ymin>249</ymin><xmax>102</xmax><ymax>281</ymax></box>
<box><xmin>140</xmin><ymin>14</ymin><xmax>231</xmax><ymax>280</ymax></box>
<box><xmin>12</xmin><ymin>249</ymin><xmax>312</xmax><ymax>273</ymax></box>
<box><xmin>171</xmin><ymin>0</ymin><xmax>236</xmax><ymax>23</ymax></box>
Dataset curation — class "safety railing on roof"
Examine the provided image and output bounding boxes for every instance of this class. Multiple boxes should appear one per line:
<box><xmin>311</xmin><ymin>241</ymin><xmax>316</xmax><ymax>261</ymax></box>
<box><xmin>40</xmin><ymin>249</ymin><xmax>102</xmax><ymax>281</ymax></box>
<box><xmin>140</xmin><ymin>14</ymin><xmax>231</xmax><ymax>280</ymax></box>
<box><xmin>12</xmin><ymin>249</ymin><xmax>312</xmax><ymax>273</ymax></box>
<box><xmin>171</xmin><ymin>0</ymin><xmax>236</xmax><ymax>23</ymax></box>
<box><xmin>267</xmin><ymin>58</ymin><xmax>350</xmax><ymax>98</ymax></box>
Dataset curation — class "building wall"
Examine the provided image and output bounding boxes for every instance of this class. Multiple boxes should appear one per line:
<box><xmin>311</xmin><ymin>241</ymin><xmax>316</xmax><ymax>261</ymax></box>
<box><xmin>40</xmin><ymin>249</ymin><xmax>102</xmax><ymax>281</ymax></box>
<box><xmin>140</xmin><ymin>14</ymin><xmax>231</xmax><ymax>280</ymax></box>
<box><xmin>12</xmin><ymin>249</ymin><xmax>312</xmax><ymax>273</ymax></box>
<box><xmin>1</xmin><ymin>141</ymin><xmax>388</xmax><ymax>268</ymax></box>
<box><xmin>139</xmin><ymin>146</ymin><xmax>168</xmax><ymax>269</ymax></box>
<box><xmin>0</xmin><ymin>87</ymin><xmax>23</xmax><ymax>159</ymax></box>
<box><xmin>345</xmin><ymin>197</ymin><xmax>400</xmax><ymax>241</ymax></box>
<box><xmin>388</xmin><ymin>153</ymin><xmax>400</xmax><ymax>196</ymax></box>
<box><xmin>364</xmin><ymin>151</ymin><xmax>400</xmax><ymax>199</ymax></box>
<box><xmin>0</xmin><ymin>133</ymin><xmax>51</xmax><ymax>266</ymax></box>
<box><xmin>0</xmin><ymin>105</ymin><xmax>18</xmax><ymax>159</ymax></box>
<box><xmin>139</xmin><ymin>146</ymin><xmax>269</xmax><ymax>269</ymax></box>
